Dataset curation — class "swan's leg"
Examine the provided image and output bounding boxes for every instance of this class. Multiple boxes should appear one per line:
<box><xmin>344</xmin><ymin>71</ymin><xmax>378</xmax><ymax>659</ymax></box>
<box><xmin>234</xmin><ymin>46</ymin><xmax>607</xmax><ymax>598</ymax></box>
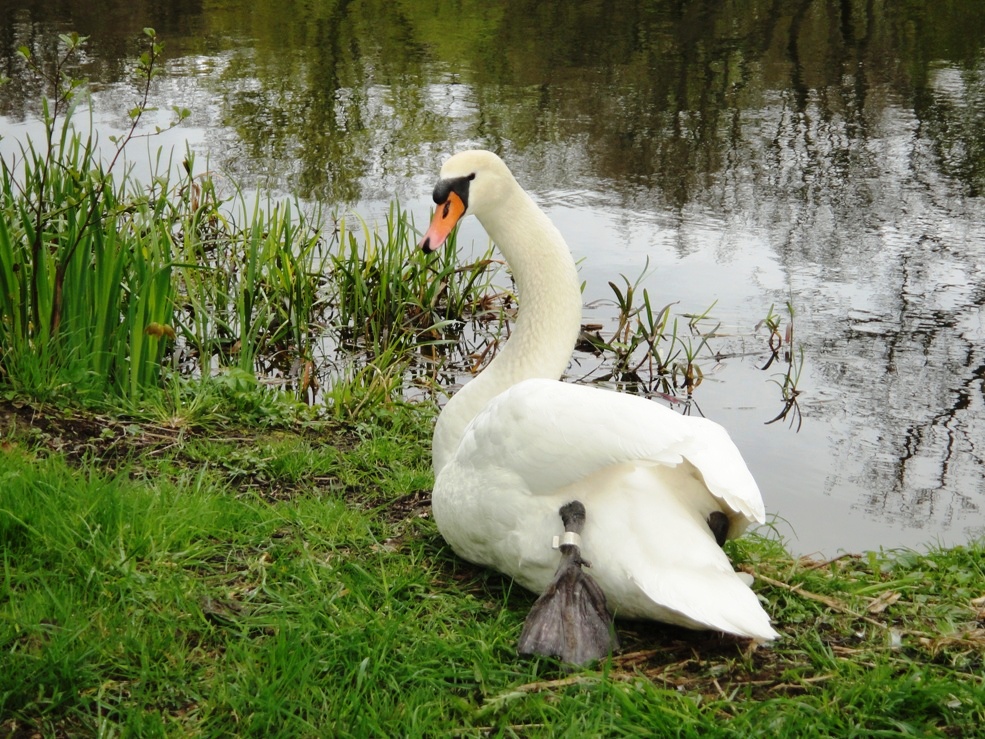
<box><xmin>707</xmin><ymin>511</ymin><xmax>729</xmax><ymax>547</ymax></box>
<box><xmin>517</xmin><ymin>500</ymin><xmax>619</xmax><ymax>665</ymax></box>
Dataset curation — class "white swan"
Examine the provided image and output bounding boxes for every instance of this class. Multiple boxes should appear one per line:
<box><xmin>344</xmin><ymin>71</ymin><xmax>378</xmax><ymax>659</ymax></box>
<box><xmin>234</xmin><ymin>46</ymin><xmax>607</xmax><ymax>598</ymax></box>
<box><xmin>419</xmin><ymin>150</ymin><xmax>778</xmax><ymax>660</ymax></box>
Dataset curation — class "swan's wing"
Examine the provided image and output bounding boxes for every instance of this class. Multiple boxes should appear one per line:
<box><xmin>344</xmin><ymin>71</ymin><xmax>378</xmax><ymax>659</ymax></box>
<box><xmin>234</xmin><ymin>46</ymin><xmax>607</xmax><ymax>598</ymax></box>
<box><xmin>457</xmin><ymin>378</ymin><xmax>765</xmax><ymax>523</ymax></box>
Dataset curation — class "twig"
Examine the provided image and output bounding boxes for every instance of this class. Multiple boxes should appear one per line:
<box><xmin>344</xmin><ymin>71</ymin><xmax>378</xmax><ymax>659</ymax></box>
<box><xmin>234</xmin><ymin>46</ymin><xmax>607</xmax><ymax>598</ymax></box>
<box><xmin>798</xmin><ymin>552</ymin><xmax>862</xmax><ymax>570</ymax></box>
<box><xmin>767</xmin><ymin>674</ymin><xmax>836</xmax><ymax>692</ymax></box>
<box><xmin>506</xmin><ymin>675</ymin><xmax>603</xmax><ymax>694</ymax></box>
<box><xmin>483</xmin><ymin>675</ymin><xmax>608</xmax><ymax>708</ymax></box>
<box><xmin>611</xmin><ymin>648</ymin><xmax>662</xmax><ymax>666</ymax></box>
<box><xmin>755</xmin><ymin>572</ymin><xmax>888</xmax><ymax>630</ymax></box>
<box><xmin>488</xmin><ymin>671</ymin><xmax>646</xmax><ymax>707</ymax></box>
<box><xmin>756</xmin><ymin>572</ymin><xmax>849</xmax><ymax>610</ymax></box>
<box><xmin>712</xmin><ymin>678</ymin><xmax>727</xmax><ymax>699</ymax></box>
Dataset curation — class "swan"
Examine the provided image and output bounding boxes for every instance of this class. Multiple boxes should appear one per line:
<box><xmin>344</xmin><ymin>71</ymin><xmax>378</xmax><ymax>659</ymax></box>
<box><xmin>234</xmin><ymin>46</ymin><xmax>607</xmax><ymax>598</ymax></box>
<box><xmin>418</xmin><ymin>150</ymin><xmax>778</xmax><ymax>663</ymax></box>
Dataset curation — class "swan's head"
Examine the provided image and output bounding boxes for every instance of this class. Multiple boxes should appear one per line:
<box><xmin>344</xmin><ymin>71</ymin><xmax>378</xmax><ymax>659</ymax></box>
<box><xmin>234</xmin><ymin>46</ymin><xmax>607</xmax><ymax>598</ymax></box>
<box><xmin>419</xmin><ymin>150</ymin><xmax>517</xmax><ymax>253</ymax></box>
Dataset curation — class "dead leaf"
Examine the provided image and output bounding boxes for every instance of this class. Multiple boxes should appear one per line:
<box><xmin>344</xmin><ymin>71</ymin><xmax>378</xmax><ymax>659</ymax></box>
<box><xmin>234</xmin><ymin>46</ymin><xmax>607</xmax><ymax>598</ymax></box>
<box><xmin>867</xmin><ymin>590</ymin><xmax>901</xmax><ymax>614</ymax></box>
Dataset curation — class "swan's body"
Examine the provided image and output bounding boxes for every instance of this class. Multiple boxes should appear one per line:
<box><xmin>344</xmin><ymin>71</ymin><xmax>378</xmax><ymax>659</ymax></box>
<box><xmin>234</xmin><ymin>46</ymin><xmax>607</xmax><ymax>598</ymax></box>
<box><xmin>420</xmin><ymin>150</ymin><xmax>777</xmax><ymax>644</ymax></box>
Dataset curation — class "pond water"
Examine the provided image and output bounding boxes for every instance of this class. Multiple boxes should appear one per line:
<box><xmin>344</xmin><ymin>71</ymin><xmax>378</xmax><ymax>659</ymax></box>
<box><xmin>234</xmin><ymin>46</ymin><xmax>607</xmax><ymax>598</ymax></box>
<box><xmin>3</xmin><ymin>0</ymin><xmax>985</xmax><ymax>556</ymax></box>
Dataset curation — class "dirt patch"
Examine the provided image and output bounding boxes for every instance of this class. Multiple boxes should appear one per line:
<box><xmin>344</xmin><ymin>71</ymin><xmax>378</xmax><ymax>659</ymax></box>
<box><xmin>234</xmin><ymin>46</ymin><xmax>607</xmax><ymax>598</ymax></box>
<box><xmin>0</xmin><ymin>398</ymin><xmax>429</xmax><ymax>517</ymax></box>
<box><xmin>0</xmin><ymin>398</ymin><xmax>355</xmax><ymax>474</ymax></box>
<box><xmin>0</xmin><ymin>399</ymin><xmax>140</xmax><ymax>465</ymax></box>
<box><xmin>375</xmin><ymin>487</ymin><xmax>433</xmax><ymax>524</ymax></box>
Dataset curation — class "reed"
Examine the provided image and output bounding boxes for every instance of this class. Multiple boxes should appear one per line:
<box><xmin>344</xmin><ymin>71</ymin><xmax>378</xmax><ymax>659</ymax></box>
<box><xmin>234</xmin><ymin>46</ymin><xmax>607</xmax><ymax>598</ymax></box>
<box><xmin>0</xmin><ymin>29</ymin><xmax>187</xmax><ymax>401</ymax></box>
<box><xmin>326</xmin><ymin>203</ymin><xmax>497</xmax><ymax>355</ymax></box>
<box><xmin>320</xmin><ymin>203</ymin><xmax>501</xmax><ymax>415</ymax></box>
<box><xmin>0</xmin><ymin>116</ymin><xmax>179</xmax><ymax>400</ymax></box>
<box><xmin>170</xmin><ymin>168</ymin><xmax>329</xmax><ymax>397</ymax></box>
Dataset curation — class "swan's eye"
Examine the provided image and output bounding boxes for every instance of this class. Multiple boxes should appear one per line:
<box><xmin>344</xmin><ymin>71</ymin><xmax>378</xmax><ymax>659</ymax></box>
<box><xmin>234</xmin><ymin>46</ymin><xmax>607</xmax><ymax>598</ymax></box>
<box><xmin>433</xmin><ymin>175</ymin><xmax>473</xmax><ymax>209</ymax></box>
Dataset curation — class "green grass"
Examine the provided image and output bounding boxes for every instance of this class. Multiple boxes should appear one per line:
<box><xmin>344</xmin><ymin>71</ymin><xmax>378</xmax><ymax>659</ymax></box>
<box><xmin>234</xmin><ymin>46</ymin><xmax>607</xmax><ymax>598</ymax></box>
<box><xmin>1</xmin><ymin>400</ymin><xmax>983</xmax><ymax>737</ymax></box>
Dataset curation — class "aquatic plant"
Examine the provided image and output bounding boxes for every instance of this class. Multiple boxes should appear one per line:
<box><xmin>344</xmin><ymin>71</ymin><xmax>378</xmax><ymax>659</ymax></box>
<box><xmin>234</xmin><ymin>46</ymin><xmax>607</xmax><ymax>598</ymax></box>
<box><xmin>580</xmin><ymin>261</ymin><xmax>721</xmax><ymax>402</ymax></box>
<box><xmin>760</xmin><ymin>302</ymin><xmax>804</xmax><ymax>430</ymax></box>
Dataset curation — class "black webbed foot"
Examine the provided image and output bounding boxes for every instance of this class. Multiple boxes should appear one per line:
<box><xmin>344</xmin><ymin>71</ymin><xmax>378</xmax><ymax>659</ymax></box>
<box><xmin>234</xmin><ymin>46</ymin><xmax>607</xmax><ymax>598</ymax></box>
<box><xmin>517</xmin><ymin>501</ymin><xmax>618</xmax><ymax>665</ymax></box>
<box><xmin>708</xmin><ymin>510</ymin><xmax>729</xmax><ymax>548</ymax></box>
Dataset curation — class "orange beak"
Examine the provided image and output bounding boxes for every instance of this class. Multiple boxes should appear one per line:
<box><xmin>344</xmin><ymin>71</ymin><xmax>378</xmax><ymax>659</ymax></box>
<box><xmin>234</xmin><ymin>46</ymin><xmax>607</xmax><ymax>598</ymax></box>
<box><xmin>419</xmin><ymin>191</ymin><xmax>467</xmax><ymax>253</ymax></box>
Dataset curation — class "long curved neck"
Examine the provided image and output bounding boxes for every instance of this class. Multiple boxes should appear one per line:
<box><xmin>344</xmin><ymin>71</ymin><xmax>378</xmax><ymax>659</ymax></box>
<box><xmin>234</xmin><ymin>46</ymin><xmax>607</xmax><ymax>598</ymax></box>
<box><xmin>433</xmin><ymin>187</ymin><xmax>582</xmax><ymax>473</ymax></box>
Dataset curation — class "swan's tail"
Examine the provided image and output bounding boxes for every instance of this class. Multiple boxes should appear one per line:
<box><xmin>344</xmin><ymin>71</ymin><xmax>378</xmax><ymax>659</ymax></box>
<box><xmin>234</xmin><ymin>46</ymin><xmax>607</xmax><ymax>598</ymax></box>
<box><xmin>630</xmin><ymin>562</ymin><xmax>779</xmax><ymax>641</ymax></box>
<box><xmin>586</xmin><ymin>468</ymin><xmax>779</xmax><ymax>642</ymax></box>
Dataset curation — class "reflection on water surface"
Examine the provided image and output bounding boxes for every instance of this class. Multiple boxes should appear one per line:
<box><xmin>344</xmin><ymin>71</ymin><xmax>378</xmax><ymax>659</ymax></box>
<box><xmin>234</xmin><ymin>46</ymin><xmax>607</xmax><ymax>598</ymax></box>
<box><xmin>2</xmin><ymin>0</ymin><xmax>984</xmax><ymax>554</ymax></box>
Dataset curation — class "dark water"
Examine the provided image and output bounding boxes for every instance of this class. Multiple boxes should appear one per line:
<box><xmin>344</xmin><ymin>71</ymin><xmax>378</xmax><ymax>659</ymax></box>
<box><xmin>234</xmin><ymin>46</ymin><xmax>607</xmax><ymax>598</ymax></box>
<box><xmin>3</xmin><ymin>0</ymin><xmax>985</xmax><ymax>555</ymax></box>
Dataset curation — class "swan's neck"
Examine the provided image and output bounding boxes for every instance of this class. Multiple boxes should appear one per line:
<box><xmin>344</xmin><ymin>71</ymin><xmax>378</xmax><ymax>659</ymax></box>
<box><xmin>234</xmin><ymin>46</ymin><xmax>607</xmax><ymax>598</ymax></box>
<box><xmin>433</xmin><ymin>188</ymin><xmax>582</xmax><ymax>472</ymax></box>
